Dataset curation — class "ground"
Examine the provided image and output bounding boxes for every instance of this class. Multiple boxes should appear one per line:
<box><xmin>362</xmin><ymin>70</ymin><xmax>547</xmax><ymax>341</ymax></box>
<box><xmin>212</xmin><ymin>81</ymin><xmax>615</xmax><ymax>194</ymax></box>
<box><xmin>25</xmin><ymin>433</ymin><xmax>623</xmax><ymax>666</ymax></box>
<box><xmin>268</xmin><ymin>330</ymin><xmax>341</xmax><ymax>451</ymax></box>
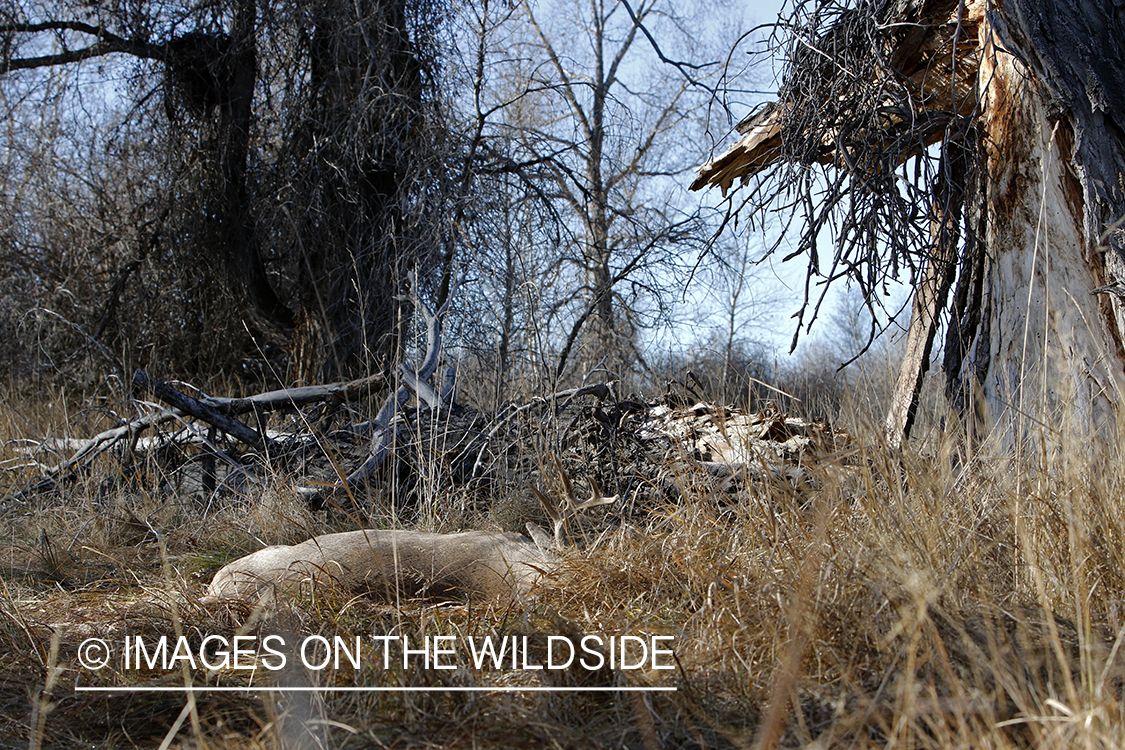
<box><xmin>3</xmin><ymin>388</ymin><xmax>1125</xmax><ymax>749</ymax></box>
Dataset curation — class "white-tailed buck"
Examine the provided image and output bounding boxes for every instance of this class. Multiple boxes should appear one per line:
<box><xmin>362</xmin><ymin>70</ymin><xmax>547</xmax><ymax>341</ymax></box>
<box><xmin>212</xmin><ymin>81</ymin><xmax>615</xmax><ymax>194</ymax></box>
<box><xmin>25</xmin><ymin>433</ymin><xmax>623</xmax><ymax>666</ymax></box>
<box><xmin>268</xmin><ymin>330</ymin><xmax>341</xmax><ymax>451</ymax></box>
<box><xmin>203</xmin><ymin>464</ymin><xmax>617</xmax><ymax>605</ymax></box>
<box><xmin>202</xmin><ymin>529</ymin><xmax>557</xmax><ymax>604</ymax></box>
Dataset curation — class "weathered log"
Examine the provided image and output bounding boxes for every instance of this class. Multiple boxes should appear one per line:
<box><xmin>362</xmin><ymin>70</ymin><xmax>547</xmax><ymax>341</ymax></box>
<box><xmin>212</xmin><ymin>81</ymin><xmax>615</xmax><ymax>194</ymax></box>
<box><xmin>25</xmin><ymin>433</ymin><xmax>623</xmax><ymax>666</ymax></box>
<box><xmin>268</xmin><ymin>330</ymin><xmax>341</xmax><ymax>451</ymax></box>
<box><xmin>133</xmin><ymin>370</ymin><xmax>274</xmax><ymax>452</ymax></box>
<box><xmin>440</xmin><ymin>366</ymin><xmax>457</xmax><ymax>406</ymax></box>
<box><xmin>7</xmin><ymin>373</ymin><xmax>371</xmax><ymax>502</ymax></box>
<box><xmin>398</xmin><ymin>366</ymin><xmax>440</xmax><ymax>409</ymax></box>
<box><xmin>199</xmin><ymin>373</ymin><xmax>383</xmax><ymax>416</ymax></box>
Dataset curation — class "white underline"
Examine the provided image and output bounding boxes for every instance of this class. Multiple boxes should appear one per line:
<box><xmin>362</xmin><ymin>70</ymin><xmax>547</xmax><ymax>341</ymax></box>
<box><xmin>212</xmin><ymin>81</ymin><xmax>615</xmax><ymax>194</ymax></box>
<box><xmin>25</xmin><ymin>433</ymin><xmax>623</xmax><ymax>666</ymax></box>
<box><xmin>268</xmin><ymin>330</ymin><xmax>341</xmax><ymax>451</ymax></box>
<box><xmin>76</xmin><ymin>685</ymin><xmax>676</xmax><ymax>693</ymax></box>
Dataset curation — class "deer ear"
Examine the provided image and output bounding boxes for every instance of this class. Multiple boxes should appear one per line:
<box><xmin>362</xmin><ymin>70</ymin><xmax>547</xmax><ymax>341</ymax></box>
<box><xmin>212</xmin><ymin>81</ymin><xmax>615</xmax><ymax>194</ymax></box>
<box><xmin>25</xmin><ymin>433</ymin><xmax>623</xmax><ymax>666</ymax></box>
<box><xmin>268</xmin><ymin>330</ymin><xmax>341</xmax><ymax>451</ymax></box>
<box><xmin>525</xmin><ymin>522</ymin><xmax>555</xmax><ymax>552</ymax></box>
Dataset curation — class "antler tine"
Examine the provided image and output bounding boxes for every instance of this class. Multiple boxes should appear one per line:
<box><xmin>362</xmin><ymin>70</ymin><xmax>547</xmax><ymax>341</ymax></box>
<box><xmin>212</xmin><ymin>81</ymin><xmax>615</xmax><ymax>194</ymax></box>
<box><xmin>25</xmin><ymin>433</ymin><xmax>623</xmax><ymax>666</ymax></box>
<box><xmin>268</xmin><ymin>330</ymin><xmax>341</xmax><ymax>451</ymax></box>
<box><xmin>528</xmin><ymin>483</ymin><xmax>567</xmax><ymax>549</ymax></box>
<box><xmin>528</xmin><ymin>485</ymin><xmax>560</xmax><ymax>522</ymax></box>
<box><xmin>530</xmin><ymin>457</ymin><xmax>618</xmax><ymax>549</ymax></box>
<box><xmin>551</xmin><ymin>453</ymin><xmax>578</xmax><ymax>512</ymax></box>
<box><xmin>582</xmin><ymin>476</ymin><xmax>618</xmax><ymax>511</ymax></box>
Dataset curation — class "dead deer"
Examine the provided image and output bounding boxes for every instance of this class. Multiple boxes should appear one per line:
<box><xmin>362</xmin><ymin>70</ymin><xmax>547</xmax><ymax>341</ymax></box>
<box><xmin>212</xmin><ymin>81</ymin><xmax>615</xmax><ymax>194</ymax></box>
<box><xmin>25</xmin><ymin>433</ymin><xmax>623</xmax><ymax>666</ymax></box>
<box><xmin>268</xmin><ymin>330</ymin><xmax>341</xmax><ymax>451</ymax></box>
<box><xmin>202</xmin><ymin>529</ymin><xmax>557</xmax><ymax>605</ymax></box>
<box><xmin>202</xmin><ymin>460</ymin><xmax>616</xmax><ymax>606</ymax></box>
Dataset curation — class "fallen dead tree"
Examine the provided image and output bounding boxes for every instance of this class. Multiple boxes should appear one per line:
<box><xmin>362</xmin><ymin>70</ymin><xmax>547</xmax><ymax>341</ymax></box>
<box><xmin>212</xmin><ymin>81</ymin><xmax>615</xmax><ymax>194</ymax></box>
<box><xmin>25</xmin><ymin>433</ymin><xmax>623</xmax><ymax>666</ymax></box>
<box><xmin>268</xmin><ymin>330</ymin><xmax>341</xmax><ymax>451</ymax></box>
<box><xmin>4</xmin><ymin>279</ymin><xmax>851</xmax><ymax>517</ymax></box>
<box><xmin>7</xmin><ymin>381</ymin><xmax>850</xmax><ymax>522</ymax></box>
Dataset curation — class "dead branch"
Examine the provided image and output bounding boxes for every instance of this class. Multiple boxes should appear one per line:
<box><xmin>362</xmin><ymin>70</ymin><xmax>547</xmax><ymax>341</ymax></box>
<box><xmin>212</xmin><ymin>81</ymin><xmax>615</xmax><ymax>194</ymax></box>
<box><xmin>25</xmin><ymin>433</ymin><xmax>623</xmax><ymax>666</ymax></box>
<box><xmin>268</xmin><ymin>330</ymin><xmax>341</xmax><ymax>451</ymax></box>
<box><xmin>4</xmin><ymin>408</ymin><xmax>181</xmax><ymax>501</ymax></box>
<box><xmin>296</xmin><ymin>274</ymin><xmax>451</xmax><ymax>504</ymax></box>
<box><xmin>199</xmin><ymin>374</ymin><xmax>384</xmax><ymax>416</ymax></box>
<box><xmin>133</xmin><ymin>370</ymin><xmax>274</xmax><ymax>452</ymax></box>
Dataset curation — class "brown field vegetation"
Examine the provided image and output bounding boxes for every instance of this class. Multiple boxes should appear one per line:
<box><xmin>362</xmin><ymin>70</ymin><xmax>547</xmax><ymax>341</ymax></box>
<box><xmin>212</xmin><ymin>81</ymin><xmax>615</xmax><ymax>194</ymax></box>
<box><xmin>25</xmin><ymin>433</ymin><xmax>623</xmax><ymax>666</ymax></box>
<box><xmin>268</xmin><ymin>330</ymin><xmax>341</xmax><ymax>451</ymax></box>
<box><xmin>3</xmin><ymin>375</ymin><xmax>1125</xmax><ymax>750</ymax></box>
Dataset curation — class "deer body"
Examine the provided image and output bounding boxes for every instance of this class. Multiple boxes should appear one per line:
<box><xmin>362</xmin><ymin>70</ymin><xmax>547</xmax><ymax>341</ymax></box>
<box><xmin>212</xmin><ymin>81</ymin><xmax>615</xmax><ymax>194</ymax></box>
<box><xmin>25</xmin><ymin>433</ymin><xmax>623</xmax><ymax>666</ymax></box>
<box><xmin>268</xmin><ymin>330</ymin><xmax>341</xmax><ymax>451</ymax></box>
<box><xmin>202</xmin><ymin>529</ymin><xmax>556</xmax><ymax>604</ymax></box>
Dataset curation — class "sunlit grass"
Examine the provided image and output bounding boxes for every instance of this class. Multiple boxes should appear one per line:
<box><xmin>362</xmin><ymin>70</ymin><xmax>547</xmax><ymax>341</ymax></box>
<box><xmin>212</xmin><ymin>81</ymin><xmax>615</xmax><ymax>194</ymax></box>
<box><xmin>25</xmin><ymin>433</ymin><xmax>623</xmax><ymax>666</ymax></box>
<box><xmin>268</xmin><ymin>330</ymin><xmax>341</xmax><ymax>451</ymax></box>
<box><xmin>2</xmin><ymin>381</ymin><xmax>1125</xmax><ymax>748</ymax></box>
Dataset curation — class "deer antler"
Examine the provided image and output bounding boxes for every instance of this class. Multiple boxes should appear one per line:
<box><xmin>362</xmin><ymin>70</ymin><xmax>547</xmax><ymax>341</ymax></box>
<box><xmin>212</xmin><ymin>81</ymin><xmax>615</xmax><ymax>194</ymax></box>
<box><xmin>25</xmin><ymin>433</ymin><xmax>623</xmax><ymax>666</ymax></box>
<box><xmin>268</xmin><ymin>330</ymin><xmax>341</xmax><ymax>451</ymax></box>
<box><xmin>529</xmin><ymin>455</ymin><xmax>618</xmax><ymax>548</ymax></box>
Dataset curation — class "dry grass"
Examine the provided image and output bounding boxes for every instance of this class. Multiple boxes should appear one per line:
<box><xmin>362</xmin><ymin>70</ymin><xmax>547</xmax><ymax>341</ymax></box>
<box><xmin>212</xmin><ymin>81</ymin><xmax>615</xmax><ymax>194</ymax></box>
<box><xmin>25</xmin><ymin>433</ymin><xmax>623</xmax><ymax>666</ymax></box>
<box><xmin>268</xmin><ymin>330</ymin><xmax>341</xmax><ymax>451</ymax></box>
<box><xmin>3</xmin><ymin>387</ymin><xmax>1125</xmax><ymax>749</ymax></box>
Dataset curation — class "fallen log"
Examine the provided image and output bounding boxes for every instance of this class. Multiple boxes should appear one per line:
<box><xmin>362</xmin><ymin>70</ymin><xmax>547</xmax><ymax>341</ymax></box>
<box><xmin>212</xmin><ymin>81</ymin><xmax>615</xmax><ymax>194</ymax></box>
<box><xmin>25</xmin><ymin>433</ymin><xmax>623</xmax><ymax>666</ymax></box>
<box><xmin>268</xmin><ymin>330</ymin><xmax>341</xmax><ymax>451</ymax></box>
<box><xmin>199</xmin><ymin>373</ymin><xmax>384</xmax><ymax>416</ymax></box>
<box><xmin>133</xmin><ymin>370</ymin><xmax>274</xmax><ymax>453</ymax></box>
<box><xmin>2</xmin><ymin>407</ymin><xmax>182</xmax><ymax>501</ymax></box>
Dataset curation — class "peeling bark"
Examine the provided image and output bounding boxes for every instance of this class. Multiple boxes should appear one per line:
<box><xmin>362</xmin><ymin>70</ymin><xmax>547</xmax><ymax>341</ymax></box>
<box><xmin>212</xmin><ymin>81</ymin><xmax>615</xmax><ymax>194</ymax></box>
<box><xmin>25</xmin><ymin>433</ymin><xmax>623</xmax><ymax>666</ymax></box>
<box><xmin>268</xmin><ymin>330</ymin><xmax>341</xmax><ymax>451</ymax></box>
<box><xmin>884</xmin><ymin>142</ymin><xmax>964</xmax><ymax>448</ymax></box>
<box><xmin>952</xmin><ymin>6</ymin><xmax>1125</xmax><ymax>446</ymax></box>
<box><xmin>695</xmin><ymin>0</ymin><xmax>1125</xmax><ymax>448</ymax></box>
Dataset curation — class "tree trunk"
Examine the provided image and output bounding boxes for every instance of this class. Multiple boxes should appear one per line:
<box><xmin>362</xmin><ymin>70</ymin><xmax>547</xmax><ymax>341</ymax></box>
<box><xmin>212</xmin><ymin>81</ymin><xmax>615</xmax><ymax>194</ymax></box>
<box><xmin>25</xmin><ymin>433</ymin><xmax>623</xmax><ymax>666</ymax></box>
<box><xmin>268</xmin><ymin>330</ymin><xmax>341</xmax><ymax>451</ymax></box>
<box><xmin>216</xmin><ymin>0</ymin><xmax>294</xmax><ymax>333</ymax></box>
<box><xmin>943</xmin><ymin>3</ymin><xmax>1125</xmax><ymax>448</ymax></box>
<box><xmin>286</xmin><ymin>0</ymin><xmax>429</xmax><ymax>383</ymax></box>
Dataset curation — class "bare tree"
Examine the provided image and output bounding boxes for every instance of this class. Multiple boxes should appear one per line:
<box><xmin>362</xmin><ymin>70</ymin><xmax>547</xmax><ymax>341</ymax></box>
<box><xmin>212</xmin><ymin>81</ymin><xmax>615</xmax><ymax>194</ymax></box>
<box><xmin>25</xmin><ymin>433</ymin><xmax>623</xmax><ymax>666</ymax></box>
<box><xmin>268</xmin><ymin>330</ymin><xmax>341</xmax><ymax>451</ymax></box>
<box><xmin>676</xmin><ymin>235</ymin><xmax>784</xmax><ymax>405</ymax></box>
<box><xmin>694</xmin><ymin>0</ymin><xmax>1125</xmax><ymax>450</ymax></box>
<box><xmin>0</xmin><ymin>0</ymin><xmax>451</xmax><ymax>381</ymax></box>
<box><xmin>490</xmin><ymin>0</ymin><xmax>716</xmax><ymax>384</ymax></box>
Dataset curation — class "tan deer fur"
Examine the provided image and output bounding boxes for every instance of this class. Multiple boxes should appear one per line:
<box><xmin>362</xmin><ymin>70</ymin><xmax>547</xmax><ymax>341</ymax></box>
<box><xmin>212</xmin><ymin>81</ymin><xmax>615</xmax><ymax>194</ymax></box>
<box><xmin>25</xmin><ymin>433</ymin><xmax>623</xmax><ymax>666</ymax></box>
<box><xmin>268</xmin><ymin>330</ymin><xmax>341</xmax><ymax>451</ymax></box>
<box><xmin>201</xmin><ymin>530</ymin><xmax>557</xmax><ymax>604</ymax></box>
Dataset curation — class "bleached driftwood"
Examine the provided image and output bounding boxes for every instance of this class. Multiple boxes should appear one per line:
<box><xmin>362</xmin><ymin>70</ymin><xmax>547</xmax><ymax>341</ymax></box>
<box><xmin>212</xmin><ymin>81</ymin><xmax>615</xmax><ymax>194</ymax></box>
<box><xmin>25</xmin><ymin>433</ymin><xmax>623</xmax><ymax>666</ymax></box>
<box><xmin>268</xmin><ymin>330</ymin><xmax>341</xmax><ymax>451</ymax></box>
<box><xmin>202</xmin><ymin>529</ymin><xmax>557</xmax><ymax>604</ymax></box>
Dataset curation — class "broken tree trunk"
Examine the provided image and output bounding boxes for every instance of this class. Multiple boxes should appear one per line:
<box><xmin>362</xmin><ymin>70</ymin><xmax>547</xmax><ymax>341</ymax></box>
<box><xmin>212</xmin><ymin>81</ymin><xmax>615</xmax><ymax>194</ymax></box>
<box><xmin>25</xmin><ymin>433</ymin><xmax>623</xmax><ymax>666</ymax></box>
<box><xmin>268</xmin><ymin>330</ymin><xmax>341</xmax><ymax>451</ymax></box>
<box><xmin>945</xmin><ymin>2</ymin><xmax>1125</xmax><ymax>448</ymax></box>
<box><xmin>884</xmin><ymin>141</ymin><xmax>964</xmax><ymax>449</ymax></box>
<box><xmin>694</xmin><ymin>0</ymin><xmax>1125</xmax><ymax>451</ymax></box>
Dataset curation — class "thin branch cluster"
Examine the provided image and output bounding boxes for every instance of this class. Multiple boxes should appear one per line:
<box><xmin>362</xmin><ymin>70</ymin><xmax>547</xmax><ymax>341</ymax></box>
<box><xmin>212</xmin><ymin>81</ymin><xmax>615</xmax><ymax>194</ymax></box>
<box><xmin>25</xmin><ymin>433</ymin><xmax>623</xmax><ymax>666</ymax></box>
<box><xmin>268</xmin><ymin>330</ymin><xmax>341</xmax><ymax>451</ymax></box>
<box><xmin>756</xmin><ymin>0</ymin><xmax>980</xmax><ymax>351</ymax></box>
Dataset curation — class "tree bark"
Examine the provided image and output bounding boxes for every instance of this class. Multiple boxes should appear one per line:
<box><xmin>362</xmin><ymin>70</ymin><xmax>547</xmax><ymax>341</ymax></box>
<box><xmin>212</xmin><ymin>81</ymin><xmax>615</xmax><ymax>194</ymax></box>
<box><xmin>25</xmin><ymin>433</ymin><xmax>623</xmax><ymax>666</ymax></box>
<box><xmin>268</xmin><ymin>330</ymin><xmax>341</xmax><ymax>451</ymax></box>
<box><xmin>216</xmin><ymin>0</ymin><xmax>294</xmax><ymax>333</ymax></box>
<box><xmin>286</xmin><ymin>0</ymin><xmax>427</xmax><ymax>382</ymax></box>
<box><xmin>943</xmin><ymin>2</ymin><xmax>1125</xmax><ymax>448</ymax></box>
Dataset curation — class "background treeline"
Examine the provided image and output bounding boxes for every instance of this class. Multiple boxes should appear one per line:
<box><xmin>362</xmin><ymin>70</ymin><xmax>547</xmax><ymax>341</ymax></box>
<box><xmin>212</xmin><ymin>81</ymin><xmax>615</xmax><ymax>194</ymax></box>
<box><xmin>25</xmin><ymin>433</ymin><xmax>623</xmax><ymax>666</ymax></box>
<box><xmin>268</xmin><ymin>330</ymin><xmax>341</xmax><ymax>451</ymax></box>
<box><xmin>0</xmin><ymin>0</ymin><xmax>903</xmax><ymax>419</ymax></box>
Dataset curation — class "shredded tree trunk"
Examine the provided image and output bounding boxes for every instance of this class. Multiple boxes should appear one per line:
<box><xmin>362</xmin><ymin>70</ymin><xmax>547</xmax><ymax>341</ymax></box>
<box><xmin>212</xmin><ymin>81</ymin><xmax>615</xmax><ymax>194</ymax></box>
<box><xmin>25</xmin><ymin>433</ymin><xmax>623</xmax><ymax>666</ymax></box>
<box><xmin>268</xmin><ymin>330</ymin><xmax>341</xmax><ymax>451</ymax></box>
<box><xmin>957</xmin><ymin>8</ymin><xmax>1124</xmax><ymax>443</ymax></box>
<box><xmin>694</xmin><ymin>0</ymin><xmax>1125</xmax><ymax>450</ymax></box>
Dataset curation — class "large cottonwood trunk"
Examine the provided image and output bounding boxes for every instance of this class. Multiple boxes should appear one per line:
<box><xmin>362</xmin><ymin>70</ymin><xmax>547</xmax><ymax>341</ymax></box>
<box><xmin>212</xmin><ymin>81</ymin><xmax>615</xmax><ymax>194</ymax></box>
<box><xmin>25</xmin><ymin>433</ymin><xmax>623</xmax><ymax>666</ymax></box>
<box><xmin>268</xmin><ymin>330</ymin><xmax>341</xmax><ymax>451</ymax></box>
<box><xmin>217</xmin><ymin>0</ymin><xmax>295</xmax><ymax>334</ymax></box>
<box><xmin>692</xmin><ymin>0</ymin><xmax>1125</xmax><ymax>448</ymax></box>
<box><xmin>285</xmin><ymin>0</ymin><xmax>427</xmax><ymax>383</ymax></box>
<box><xmin>943</xmin><ymin>1</ymin><xmax>1125</xmax><ymax>448</ymax></box>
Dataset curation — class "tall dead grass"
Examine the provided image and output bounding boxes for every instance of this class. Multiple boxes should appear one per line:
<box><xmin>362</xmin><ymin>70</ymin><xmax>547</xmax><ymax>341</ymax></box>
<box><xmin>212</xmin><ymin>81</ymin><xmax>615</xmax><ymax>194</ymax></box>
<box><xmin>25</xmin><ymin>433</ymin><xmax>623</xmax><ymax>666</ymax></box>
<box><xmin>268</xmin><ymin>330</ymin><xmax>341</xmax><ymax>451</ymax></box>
<box><xmin>2</xmin><ymin>385</ymin><xmax>1125</xmax><ymax>748</ymax></box>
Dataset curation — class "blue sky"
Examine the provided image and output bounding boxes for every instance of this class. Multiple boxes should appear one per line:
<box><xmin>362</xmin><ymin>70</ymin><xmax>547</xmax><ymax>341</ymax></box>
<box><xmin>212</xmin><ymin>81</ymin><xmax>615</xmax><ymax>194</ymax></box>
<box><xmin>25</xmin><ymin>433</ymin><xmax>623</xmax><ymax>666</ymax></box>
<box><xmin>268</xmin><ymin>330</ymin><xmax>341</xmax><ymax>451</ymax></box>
<box><xmin>670</xmin><ymin>0</ymin><xmax>912</xmax><ymax>368</ymax></box>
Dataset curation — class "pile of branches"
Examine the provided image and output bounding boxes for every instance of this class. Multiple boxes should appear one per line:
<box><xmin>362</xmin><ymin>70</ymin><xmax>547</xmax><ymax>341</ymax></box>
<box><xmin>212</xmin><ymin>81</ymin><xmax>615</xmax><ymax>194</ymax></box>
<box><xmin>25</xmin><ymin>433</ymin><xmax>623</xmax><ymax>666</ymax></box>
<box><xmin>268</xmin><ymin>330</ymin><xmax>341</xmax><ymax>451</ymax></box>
<box><xmin>4</xmin><ymin>292</ymin><xmax>852</xmax><ymax>518</ymax></box>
